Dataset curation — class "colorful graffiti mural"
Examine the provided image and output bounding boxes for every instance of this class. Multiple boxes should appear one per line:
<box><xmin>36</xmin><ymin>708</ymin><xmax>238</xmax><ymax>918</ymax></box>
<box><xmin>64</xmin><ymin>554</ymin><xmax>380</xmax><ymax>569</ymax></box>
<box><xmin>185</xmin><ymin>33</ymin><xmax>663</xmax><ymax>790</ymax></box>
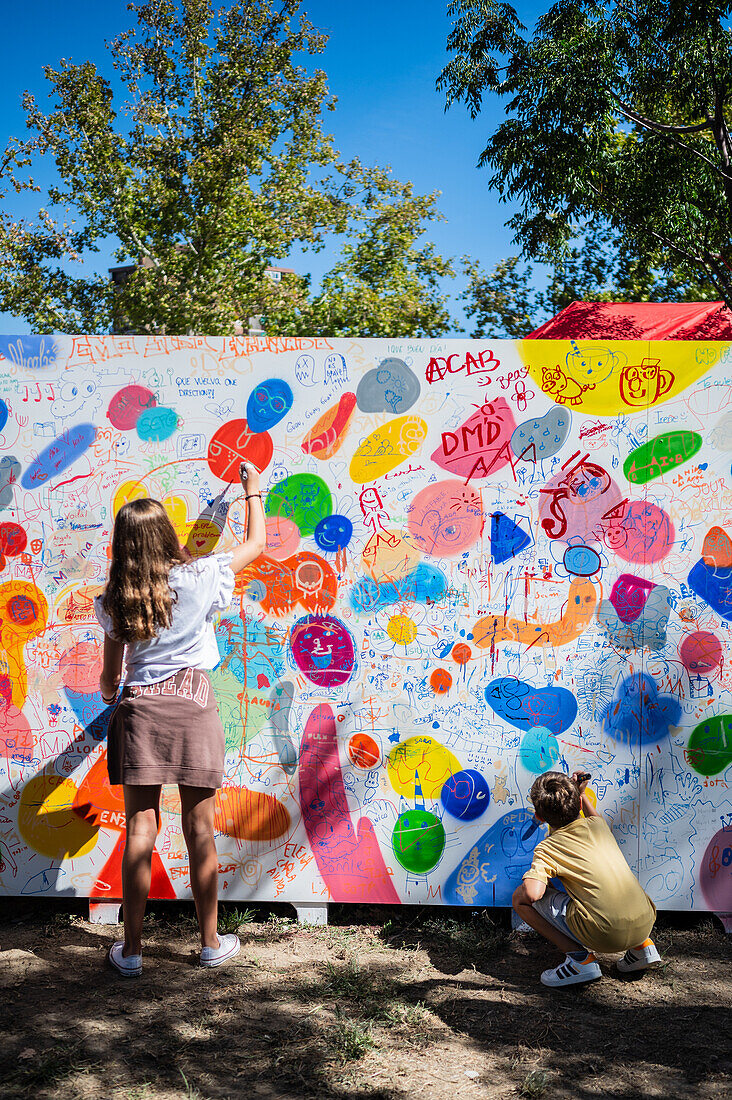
<box><xmin>0</xmin><ymin>334</ymin><xmax>730</xmax><ymax>912</ymax></box>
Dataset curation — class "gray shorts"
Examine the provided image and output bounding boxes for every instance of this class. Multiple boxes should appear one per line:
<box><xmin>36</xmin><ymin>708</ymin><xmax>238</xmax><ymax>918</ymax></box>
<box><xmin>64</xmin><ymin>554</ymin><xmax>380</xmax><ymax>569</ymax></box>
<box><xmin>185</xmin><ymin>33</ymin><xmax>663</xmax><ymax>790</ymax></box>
<box><xmin>532</xmin><ymin>886</ymin><xmax>585</xmax><ymax>948</ymax></box>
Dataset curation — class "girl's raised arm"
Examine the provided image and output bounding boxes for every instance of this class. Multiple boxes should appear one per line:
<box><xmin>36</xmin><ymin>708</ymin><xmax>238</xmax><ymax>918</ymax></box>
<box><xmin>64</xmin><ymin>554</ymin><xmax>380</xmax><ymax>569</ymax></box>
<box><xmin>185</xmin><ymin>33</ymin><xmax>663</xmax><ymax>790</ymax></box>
<box><xmin>228</xmin><ymin>462</ymin><xmax>267</xmax><ymax>574</ymax></box>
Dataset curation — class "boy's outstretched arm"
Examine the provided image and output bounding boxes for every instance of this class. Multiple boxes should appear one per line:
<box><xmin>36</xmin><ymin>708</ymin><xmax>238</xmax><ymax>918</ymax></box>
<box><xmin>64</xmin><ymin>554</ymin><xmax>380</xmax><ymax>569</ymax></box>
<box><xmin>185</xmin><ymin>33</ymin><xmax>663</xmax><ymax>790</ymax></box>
<box><xmin>572</xmin><ymin>771</ymin><xmax>601</xmax><ymax>818</ymax></box>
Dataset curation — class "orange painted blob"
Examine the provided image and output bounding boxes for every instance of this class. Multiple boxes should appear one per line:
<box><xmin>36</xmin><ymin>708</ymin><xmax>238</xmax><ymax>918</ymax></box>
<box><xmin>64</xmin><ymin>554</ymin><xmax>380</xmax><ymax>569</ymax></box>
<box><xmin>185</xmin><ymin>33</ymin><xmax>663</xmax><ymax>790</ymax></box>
<box><xmin>214</xmin><ymin>787</ymin><xmax>290</xmax><ymax>843</ymax></box>
<box><xmin>430</xmin><ymin>669</ymin><xmax>452</xmax><ymax>694</ymax></box>
<box><xmin>0</xmin><ymin>580</ymin><xmax>49</xmax><ymax>708</ymax></box>
<box><xmin>348</xmin><ymin>733</ymin><xmax>381</xmax><ymax>769</ymax></box>
<box><xmin>452</xmin><ymin>643</ymin><xmax>472</xmax><ymax>665</ymax></box>
<box><xmin>73</xmin><ymin>751</ymin><xmax>127</xmax><ymax>831</ymax></box>
<box><xmin>301</xmin><ymin>391</ymin><xmax>357</xmax><ymax>459</ymax></box>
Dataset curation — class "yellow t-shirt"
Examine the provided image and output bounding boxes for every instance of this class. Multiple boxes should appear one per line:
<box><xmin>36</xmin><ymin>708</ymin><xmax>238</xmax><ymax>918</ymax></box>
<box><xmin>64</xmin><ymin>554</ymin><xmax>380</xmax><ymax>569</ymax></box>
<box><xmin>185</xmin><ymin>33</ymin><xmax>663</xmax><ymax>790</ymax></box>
<box><xmin>523</xmin><ymin>815</ymin><xmax>656</xmax><ymax>952</ymax></box>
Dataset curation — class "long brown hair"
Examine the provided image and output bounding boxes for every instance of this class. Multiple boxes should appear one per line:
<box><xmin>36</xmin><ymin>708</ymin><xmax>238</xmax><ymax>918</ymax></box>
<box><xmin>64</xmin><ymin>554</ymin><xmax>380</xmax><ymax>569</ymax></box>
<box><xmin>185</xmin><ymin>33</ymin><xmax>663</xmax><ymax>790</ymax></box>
<box><xmin>102</xmin><ymin>498</ymin><xmax>186</xmax><ymax>642</ymax></box>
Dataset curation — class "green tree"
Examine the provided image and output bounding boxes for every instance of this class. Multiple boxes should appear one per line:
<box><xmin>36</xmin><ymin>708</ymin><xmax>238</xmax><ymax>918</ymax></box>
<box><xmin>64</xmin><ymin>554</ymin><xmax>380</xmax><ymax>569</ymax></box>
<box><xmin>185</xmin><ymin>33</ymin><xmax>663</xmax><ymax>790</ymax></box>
<box><xmin>0</xmin><ymin>0</ymin><xmax>454</xmax><ymax>336</ymax></box>
<box><xmin>439</xmin><ymin>1</ymin><xmax>732</xmax><ymax>304</ymax></box>
<box><xmin>268</xmin><ymin>182</ymin><xmax>454</xmax><ymax>336</ymax></box>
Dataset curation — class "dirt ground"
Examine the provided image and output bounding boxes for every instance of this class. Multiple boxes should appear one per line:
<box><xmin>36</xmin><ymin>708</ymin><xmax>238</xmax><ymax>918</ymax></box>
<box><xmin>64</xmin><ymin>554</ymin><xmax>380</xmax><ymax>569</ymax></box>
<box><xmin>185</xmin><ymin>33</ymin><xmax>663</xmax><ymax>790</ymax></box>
<box><xmin>0</xmin><ymin>902</ymin><xmax>730</xmax><ymax>1100</ymax></box>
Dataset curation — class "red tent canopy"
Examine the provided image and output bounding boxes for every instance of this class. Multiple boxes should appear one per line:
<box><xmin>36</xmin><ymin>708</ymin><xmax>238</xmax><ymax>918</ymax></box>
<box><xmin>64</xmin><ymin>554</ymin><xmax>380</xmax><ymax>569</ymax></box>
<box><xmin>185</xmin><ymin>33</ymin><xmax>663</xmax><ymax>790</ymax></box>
<box><xmin>527</xmin><ymin>300</ymin><xmax>732</xmax><ymax>340</ymax></box>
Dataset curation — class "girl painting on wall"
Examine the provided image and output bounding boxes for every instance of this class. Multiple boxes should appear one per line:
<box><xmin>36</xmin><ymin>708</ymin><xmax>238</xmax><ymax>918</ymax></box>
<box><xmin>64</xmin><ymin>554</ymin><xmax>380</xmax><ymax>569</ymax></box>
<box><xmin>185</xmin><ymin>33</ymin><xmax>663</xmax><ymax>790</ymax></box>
<box><xmin>95</xmin><ymin>462</ymin><xmax>266</xmax><ymax>976</ymax></box>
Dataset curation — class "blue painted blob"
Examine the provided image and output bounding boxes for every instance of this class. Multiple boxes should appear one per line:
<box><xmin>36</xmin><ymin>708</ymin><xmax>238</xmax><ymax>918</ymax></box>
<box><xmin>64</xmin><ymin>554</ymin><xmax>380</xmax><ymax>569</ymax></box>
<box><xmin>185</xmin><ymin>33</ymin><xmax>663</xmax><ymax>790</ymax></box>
<box><xmin>136</xmin><ymin>406</ymin><xmax>178</xmax><ymax>441</ymax></box>
<box><xmin>215</xmin><ymin>614</ymin><xmax>285</xmax><ymax>686</ymax></box>
<box><xmin>688</xmin><ymin>558</ymin><xmax>732</xmax><ymax>620</ymax></box>
<box><xmin>510</xmin><ymin>406</ymin><xmax>571</xmax><ymax>461</ymax></box>
<box><xmin>563</xmin><ymin>544</ymin><xmax>601</xmax><ymax>576</ymax></box>
<box><xmin>64</xmin><ymin>689</ymin><xmax>111</xmax><ymax>741</ymax></box>
<box><xmin>314</xmin><ymin>513</ymin><xmax>353</xmax><ymax>553</ymax></box>
<box><xmin>486</xmin><ymin>677</ymin><xmax>578</xmax><ymax>736</ymax></box>
<box><xmin>21</xmin><ymin>424</ymin><xmax>96</xmax><ymax>489</ymax></box>
<box><xmin>246</xmin><ymin>378</ymin><xmax>294</xmax><ymax>432</ymax></box>
<box><xmin>441</xmin><ymin>769</ymin><xmax>491</xmax><ymax>821</ymax></box>
<box><xmin>0</xmin><ymin>400</ymin><xmax>7</xmax><ymax>434</ymax></box>
<box><xmin>520</xmin><ymin>725</ymin><xmax>560</xmax><ymax>773</ymax></box>
<box><xmin>443</xmin><ymin>808</ymin><xmax>547</xmax><ymax>905</ymax></box>
<box><xmin>0</xmin><ymin>335</ymin><xmax>58</xmax><ymax>368</ymax></box>
<box><xmin>350</xmin><ymin>562</ymin><xmax>447</xmax><ymax>613</ymax></box>
<box><xmin>601</xmin><ymin>672</ymin><xmax>681</xmax><ymax>748</ymax></box>
<box><xmin>491</xmin><ymin>512</ymin><xmax>532</xmax><ymax>564</ymax></box>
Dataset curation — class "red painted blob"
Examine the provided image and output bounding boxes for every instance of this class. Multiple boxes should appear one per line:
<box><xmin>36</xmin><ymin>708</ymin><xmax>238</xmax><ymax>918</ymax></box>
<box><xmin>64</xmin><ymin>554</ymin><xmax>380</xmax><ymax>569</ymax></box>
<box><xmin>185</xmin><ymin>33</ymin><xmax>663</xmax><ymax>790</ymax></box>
<box><xmin>207</xmin><ymin>418</ymin><xmax>273</xmax><ymax>482</ymax></box>
<box><xmin>430</xmin><ymin>668</ymin><xmax>452</xmax><ymax>694</ymax></box>
<box><xmin>679</xmin><ymin>631</ymin><xmax>723</xmax><ymax>675</ymax></box>
<box><xmin>107</xmin><ymin>385</ymin><xmax>157</xmax><ymax>430</ymax></box>
<box><xmin>8</xmin><ymin>594</ymin><xmax>38</xmax><ymax>626</ymax></box>
<box><xmin>348</xmin><ymin>733</ymin><xmax>380</xmax><ymax>769</ymax></box>
<box><xmin>0</xmin><ymin>522</ymin><xmax>27</xmax><ymax>557</ymax></box>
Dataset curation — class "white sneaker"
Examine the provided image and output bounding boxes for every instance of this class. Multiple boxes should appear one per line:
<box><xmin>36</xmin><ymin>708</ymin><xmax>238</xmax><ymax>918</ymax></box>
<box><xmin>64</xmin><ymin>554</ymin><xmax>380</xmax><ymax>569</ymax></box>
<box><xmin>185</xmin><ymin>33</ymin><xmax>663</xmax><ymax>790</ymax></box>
<box><xmin>617</xmin><ymin>940</ymin><xmax>662</xmax><ymax>973</ymax></box>
<box><xmin>200</xmin><ymin>933</ymin><xmax>241</xmax><ymax>968</ymax></box>
<box><xmin>541</xmin><ymin>952</ymin><xmax>602</xmax><ymax>988</ymax></box>
<box><xmin>108</xmin><ymin>940</ymin><xmax>142</xmax><ymax>978</ymax></box>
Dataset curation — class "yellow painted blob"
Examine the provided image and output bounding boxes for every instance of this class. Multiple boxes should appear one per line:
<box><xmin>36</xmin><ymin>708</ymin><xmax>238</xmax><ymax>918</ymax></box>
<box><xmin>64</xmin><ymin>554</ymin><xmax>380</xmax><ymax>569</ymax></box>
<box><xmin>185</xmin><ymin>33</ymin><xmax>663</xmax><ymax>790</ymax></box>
<box><xmin>19</xmin><ymin>773</ymin><xmax>98</xmax><ymax>860</ymax></box>
<box><xmin>162</xmin><ymin>494</ymin><xmax>193</xmax><ymax>543</ymax></box>
<box><xmin>112</xmin><ymin>479</ymin><xmax>147</xmax><ymax>517</ymax></box>
<box><xmin>387</xmin><ymin>614</ymin><xmax>418</xmax><ymax>646</ymax></box>
<box><xmin>518</xmin><ymin>339</ymin><xmax>715</xmax><ymax>416</ymax></box>
<box><xmin>350</xmin><ymin>416</ymin><xmax>428</xmax><ymax>483</ymax></box>
<box><xmin>387</xmin><ymin>736</ymin><xmax>462</xmax><ymax>799</ymax></box>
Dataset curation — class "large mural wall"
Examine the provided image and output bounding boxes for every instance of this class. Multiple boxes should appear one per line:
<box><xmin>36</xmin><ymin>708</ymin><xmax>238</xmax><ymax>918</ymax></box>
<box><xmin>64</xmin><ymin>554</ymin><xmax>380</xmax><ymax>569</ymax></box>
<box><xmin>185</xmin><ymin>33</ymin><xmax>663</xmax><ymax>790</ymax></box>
<box><xmin>0</xmin><ymin>334</ymin><xmax>730</xmax><ymax>911</ymax></box>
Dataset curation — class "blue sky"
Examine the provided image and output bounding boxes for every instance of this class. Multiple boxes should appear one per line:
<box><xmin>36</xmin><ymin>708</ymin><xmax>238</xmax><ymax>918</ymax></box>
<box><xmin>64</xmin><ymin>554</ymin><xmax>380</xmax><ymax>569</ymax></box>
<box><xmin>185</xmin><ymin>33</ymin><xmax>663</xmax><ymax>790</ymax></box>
<box><xmin>0</xmin><ymin>0</ymin><xmax>545</xmax><ymax>335</ymax></box>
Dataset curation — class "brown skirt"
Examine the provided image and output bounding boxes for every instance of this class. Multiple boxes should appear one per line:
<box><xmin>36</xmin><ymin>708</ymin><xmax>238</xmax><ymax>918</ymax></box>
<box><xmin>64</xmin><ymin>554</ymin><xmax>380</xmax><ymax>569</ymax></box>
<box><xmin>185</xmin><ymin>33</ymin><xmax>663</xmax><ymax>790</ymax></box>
<box><xmin>107</xmin><ymin>668</ymin><xmax>225</xmax><ymax>788</ymax></box>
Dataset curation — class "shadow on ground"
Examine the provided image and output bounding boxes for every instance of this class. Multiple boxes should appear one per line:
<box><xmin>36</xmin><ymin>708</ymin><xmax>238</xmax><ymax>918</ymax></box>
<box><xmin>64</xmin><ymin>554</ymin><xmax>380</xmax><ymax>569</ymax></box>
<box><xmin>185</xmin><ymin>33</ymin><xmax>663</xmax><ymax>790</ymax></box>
<box><xmin>1</xmin><ymin>902</ymin><xmax>730</xmax><ymax>1100</ymax></box>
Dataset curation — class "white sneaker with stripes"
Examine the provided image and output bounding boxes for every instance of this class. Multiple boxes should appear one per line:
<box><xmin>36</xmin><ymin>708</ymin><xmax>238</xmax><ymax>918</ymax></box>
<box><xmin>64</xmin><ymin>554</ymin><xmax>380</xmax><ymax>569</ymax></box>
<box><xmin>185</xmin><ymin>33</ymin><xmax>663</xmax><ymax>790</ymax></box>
<box><xmin>617</xmin><ymin>940</ymin><xmax>662</xmax><ymax>973</ymax></box>
<box><xmin>541</xmin><ymin>952</ymin><xmax>602</xmax><ymax>987</ymax></box>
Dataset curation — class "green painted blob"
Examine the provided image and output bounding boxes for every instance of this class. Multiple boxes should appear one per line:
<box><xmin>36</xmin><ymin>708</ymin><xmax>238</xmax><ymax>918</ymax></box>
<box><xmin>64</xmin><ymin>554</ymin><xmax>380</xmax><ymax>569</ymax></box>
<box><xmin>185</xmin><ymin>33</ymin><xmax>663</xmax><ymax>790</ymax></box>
<box><xmin>265</xmin><ymin>473</ymin><xmax>333</xmax><ymax>536</ymax></box>
<box><xmin>623</xmin><ymin>431</ymin><xmax>702</xmax><ymax>484</ymax></box>
<box><xmin>392</xmin><ymin>809</ymin><xmax>446</xmax><ymax>873</ymax></box>
<box><xmin>209</xmin><ymin>668</ymin><xmax>271</xmax><ymax>751</ymax></box>
<box><xmin>686</xmin><ymin>714</ymin><xmax>732</xmax><ymax>777</ymax></box>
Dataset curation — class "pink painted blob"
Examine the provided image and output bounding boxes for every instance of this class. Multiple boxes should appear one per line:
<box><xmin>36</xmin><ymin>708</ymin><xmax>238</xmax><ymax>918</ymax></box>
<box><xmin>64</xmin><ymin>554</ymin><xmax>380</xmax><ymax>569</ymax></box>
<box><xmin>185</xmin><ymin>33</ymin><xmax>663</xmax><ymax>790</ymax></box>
<box><xmin>107</xmin><ymin>385</ymin><xmax>157</xmax><ymax>431</ymax></box>
<box><xmin>407</xmin><ymin>479</ymin><xmax>484</xmax><ymax>557</ymax></box>
<box><xmin>699</xmin><ymin>826</ymin><xmax>732</xmax><ymax>911</ymax></box>
<box><xmin>265</xmin><ymin>515</ymin><xmax>301</xmax><ymax>561</ymax></box>
<box><xmin>299</xmin><ymin>703</ymin><xmax>400</xmax><ymax>903</ymax></box>
<box><xmin>611</xmin><ymin>501</ymin><xmax>675</xmax><ymax>564</ymax></box>
<box><xmin>289</xmin><ymin>615</ymin><xmax>355</xmax><ymax>688</ymax></box>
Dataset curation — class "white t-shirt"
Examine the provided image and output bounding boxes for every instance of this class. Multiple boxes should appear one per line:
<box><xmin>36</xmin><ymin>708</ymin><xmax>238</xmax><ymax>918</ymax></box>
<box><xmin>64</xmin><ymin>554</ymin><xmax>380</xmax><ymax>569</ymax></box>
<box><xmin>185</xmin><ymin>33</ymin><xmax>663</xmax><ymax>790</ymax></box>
<box><xmin>94</xmin><ymin>552</ymin><xmax>235</xmax><ymax>686</ymax></box>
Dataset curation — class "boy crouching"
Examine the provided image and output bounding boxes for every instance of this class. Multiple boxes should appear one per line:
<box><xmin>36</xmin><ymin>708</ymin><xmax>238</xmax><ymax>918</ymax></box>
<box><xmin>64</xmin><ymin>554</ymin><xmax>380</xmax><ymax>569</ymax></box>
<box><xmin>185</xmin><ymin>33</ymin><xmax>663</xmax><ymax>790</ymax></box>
<box><xmin>512</xmin><ymin>771</ymin><xmax>661</xmax><ymax>988</ymax></box>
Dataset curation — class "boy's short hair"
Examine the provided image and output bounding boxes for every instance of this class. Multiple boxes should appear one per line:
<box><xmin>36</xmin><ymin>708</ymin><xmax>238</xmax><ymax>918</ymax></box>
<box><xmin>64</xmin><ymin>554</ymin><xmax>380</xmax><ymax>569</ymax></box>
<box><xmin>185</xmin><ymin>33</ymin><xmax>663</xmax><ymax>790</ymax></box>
<box><xmin>530</xmin><ymin>772</ymin><xmax>581</xmax><ymax>828</ymax></box>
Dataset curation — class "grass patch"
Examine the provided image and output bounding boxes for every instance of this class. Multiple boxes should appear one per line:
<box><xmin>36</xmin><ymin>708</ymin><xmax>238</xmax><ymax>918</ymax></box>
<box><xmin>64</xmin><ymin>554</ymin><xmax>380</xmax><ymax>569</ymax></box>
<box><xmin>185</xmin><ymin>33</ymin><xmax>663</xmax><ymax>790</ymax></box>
<box><xmin>417</xmin><ymin>911</ymin><xmax>508</xmax><ymax>964</ymax></box>
<box><xmin>325</xmin><ymin>1010</ymin><xmax>376</xmax><ymax>1063</ymax></box>
<box><xmin>320</xmin><ymin>956</ymin><xmax>381</xmax><ymax>1000</ymax></box>
<box><xmin>218</xmin><ymin>907</ymin><xmax>256</xmax><ymax>934</ymax></box>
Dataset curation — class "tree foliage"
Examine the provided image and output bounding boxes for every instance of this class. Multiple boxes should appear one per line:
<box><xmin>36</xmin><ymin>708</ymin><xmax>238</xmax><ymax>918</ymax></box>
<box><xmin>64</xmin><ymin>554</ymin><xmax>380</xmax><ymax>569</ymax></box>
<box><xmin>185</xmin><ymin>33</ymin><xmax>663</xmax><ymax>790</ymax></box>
<box><xmin>0</xmin><ymin>0</ymin><xmax>453</xmax><ymax>336</ymax></box>
<box><xmin>463</xmin><ymin>223</ymin><xmax>718</xmax><ymax>337</ymax></box>
<box><xmin>440</xmin><ymin>1</ymin><xmax>732</xmax><ymax>304</ymax></box>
